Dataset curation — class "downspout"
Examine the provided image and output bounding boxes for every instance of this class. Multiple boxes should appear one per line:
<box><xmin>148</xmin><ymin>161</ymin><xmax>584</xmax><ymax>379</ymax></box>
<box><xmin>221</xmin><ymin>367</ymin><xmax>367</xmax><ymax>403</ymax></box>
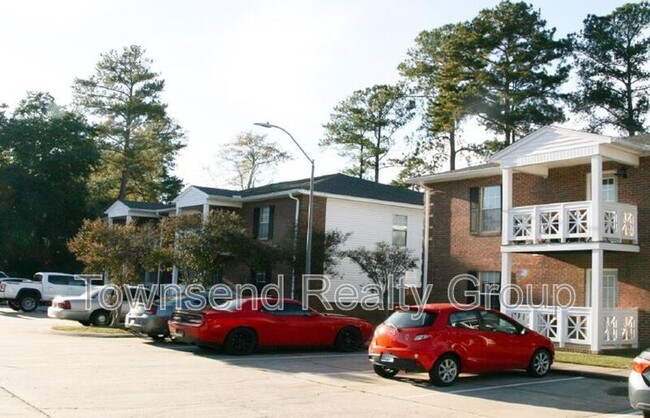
<box><xmin>289</xmin><ymin>193</ymin><xmax>301</xmax><ymax>300</ymax></box>
<box><xmin>421</xmin><ymin>184</ymin><xmax>431</xmax><ymax>290</ymax></box>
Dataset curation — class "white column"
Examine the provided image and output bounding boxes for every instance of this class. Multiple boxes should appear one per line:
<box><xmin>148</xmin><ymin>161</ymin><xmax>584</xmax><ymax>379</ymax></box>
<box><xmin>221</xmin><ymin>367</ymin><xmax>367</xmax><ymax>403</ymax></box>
<box><xmin>202</xmin><ymin>203</ymin><xmax>210</xmax><ymax>222</ymax></box>
<box><xmin>590</xmin><ymin>249</ymin><xmax>604</xmax><ymax>352</ymax></box>
<box><xmin>108</xmin><ymin>217</ymin><xmax>114</xmax><ymax>227</ymax></box>
<box><xmin>501</xmin><ymin>168</ymin><xmax>513</xmax><ymax>246</ymax></box>
<box><xmin>422</xmin><ymin>187</ymin><xmax>430</xmax><ymax>288</ymax></box>
<box><xmin>126</xmin><ymin>215</ymin><xmax>133</xmax><ymax>225</ymax></box>
<box><xmin>500</xmin><ymin>252</ymin><xmax>511</xmax><ymax>314</ymax></box>
<box><xmin>591</xmin><ymin>155</ymin><xmax>603</xmax><ymax>242</ymax></box>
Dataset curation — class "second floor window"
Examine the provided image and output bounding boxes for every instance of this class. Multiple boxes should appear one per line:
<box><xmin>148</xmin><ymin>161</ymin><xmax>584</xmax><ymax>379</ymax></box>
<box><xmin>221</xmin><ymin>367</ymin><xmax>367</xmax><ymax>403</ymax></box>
<box><xmin>392</xmin><ymin>214</ymin><xmax>408</xmax><ymax>247</ymax></box>
<box><xmin>470</xmin><ymin>185</ymin><xmax>501</xmax><ymax>235</ymax></box>
<box><xmin>253</xmin><ymin>206</ymin><xmax>274</xmax><ymax>240</ymax></box>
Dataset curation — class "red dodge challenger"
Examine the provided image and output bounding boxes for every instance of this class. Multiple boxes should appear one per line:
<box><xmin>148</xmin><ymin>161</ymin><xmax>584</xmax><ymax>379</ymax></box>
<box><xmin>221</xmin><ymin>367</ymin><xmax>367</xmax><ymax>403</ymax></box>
<box><xmin>168</xmin><ymin>298</ymin><xmax>374</xmax><ymax>355</ymax></box>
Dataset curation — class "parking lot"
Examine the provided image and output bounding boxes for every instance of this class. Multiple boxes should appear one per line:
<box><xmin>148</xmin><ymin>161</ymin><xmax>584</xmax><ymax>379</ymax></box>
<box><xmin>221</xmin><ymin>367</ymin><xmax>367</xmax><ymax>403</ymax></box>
<box><xmin>0</xmin><ymin>306</ymin><xmax>640</xmax><ymax>418</ymax></box>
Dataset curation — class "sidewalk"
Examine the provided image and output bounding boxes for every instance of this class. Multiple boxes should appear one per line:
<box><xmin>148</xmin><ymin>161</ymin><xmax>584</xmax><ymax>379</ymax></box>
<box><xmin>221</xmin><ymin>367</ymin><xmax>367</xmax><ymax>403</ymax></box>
<box><xmin>553</xmin><ymin>361</ymin><xmax>630</xmax><ymax>382</ymax></box>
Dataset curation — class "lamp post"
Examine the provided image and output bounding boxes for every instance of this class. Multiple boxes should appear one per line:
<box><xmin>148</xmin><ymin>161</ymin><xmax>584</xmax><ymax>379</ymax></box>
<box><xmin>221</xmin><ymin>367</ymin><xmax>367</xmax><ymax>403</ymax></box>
<box><xmin>254</xmin><ymin>122</ymin><xmax>314</xmax><ymax>278</ymax></box>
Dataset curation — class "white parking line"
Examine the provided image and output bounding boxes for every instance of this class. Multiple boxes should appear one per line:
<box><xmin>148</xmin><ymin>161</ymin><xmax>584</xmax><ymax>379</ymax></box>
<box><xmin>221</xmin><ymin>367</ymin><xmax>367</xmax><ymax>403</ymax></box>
<box><xmin>212</xmin><ymin>353</ymin><xmax>367</xmax><ymax>362</ymax></box>
<box><xmin>402</xmin><ymin>376</ymin><xmax>585</xmax><ymax>399</ymax></box>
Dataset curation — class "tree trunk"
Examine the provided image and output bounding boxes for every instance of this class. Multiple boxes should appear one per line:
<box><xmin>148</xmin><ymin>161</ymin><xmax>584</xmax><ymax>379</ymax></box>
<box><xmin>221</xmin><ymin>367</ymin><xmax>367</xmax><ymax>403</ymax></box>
<box><xmin>449</xmin><ymin>128</ymin><xmax>457</xmax><ymax>171</ymax></box>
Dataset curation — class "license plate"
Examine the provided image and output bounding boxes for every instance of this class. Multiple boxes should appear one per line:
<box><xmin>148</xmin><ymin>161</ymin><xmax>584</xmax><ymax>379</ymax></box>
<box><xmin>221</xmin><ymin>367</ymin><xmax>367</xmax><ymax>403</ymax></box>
<box><xmin>380</xmin><ymin>353</ymin><xmax>395</xmax><ymax>363</ymax></box>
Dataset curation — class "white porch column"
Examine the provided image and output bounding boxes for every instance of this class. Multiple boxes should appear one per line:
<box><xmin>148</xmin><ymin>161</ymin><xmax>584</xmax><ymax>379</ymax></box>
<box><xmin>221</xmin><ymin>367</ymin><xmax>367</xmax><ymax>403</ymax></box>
<box><xmin>125</xmin><ymin>215</ymin><xmax>133</xmax><ymax>225</ymax></box>
<box><xmin>500</xmin><ymin>168</ymin><xmax>513</xmax><ymax>314</ymax></box>
<box><xmin>591</xmin><ymin>155</ymin><xmax>603</xmax><ymax>242</ymax></box>
<box><xmin>501</xmin><ymin>167</ymin><xmax>513</xmax><ymax>246</ymax></box>
<box><xmin>108</xmin><ymin>217</ymin><xmax>114</xmax><ymax>227</ymax></box>
<box><xmin>590</xmin><ymin>249</ymin><xmax>604</xmax><ymax>352</ymax></box>
<box><xmin>202</xmin><ymin>203</ymin><xmax>210</xmax><ymax>222</ymax></box>
<box><xmin>500</xmin><ymin>252</ymin><xmax>512</xmax><ymax>314</ymax></box>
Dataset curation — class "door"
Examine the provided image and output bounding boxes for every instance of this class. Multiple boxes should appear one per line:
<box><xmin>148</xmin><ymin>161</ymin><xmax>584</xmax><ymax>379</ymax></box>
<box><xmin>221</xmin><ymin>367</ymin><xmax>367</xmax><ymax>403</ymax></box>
<box><xmin>260</xmin><ymin>301</ymin><xmax>317</xmax><ymax>346</ymax></box>
<box><xmin>447</xmin><ymin>310</ymin><xmax>493</xmax><ymax>372</ymax></box>
<box><xmin>585</xmin><ymin>269</ymin><xmax>618</xmax><ymax>308</ymax></box>
<box><xmin>477</xmin><ymin>310</ymin><xmax>529</xmax><ymax>369</ymax></box>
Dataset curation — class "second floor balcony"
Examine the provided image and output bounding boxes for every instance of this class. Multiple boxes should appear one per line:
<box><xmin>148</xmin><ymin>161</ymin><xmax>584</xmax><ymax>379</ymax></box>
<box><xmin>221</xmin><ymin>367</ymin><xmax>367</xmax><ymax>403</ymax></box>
<box><xmin>507</xmin><ymin>200</ymin><xmax>638</xmax><ymax>248</ymax></box>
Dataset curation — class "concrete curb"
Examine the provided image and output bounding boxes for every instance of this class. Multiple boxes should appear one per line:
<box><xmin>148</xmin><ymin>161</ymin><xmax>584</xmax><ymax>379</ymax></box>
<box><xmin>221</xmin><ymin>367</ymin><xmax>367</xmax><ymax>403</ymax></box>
<box><xmin>552</xmin><ymin>362</ymin><xmax>629</xmax><ymax>382</ymax></box>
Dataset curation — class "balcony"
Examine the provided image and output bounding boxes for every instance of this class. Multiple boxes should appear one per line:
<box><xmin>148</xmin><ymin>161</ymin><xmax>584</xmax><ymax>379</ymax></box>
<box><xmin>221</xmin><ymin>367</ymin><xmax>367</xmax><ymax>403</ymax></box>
<box><xmin>507</xmin><ymin>201</ymin><xmax>638</xmax><ymax>248</ymax></box>
<box><xmin>505</xmin><ymin>306</ymin><xmax>638</xmax><ymax>349</ymax></box>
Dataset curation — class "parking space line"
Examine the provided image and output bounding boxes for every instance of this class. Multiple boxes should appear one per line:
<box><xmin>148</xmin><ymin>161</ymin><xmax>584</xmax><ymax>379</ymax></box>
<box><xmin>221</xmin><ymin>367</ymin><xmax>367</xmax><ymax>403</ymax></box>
<box><xmin>402</xmin><ymin>376</ymin><xmax>584</xmax><ymax>399</ymax></box>
<box><xmin>211</xmin><ymin>353</ymin><xmax>367</xmax><ymax>362</ymax></box>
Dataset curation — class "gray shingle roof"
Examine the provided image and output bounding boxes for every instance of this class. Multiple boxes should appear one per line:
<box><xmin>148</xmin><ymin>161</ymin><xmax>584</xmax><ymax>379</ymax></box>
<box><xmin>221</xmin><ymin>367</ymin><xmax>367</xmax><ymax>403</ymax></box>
<box><xmin>239</xmin><ymin>173</ymin><xmax>423</xmax><ymax>205</ymax></box>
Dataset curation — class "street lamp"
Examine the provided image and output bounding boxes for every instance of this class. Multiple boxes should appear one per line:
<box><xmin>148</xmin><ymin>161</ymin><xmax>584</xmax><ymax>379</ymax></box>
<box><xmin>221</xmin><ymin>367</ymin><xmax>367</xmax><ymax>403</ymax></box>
<box><xmin>254</xmin><ymin>122</ymin><xmax>315</xmax><ymax>278</ymax></box>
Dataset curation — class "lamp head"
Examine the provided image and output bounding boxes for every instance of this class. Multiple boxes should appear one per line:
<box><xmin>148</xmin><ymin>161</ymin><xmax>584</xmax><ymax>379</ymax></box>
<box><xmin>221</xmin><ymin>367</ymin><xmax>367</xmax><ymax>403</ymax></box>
<box><xmin>254</xmin><ymin>122</ymin><xmax>273</xmax><ymax>128</ymax></box>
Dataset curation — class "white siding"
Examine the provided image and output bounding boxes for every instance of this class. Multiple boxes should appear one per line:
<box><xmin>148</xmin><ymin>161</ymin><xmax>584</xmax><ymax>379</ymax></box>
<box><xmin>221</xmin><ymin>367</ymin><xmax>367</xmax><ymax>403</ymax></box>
<box><xmin>175</xmin><ymin>187</ymin><xmax>208</xmax><ymax>209</ymax></box>
<box><xmin>323</xmin><ymin>198</ymin><xmax>423</xmax><ymax>302</ymax></box>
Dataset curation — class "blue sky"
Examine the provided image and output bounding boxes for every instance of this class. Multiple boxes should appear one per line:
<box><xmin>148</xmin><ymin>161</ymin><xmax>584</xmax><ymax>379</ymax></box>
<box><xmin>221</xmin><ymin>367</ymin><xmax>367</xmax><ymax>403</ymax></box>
<box><xmin>0</xmin><ymin>0</ymin><xmax>637</xmax><ymax>188</ymax></box>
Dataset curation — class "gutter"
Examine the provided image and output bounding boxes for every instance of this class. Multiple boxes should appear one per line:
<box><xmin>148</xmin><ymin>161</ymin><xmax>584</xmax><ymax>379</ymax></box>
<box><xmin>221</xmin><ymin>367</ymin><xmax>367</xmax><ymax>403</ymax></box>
<box><xmin>288</xmin><ymin>193</ymin><xmax>300</xmax><ymax>299</ymax></box>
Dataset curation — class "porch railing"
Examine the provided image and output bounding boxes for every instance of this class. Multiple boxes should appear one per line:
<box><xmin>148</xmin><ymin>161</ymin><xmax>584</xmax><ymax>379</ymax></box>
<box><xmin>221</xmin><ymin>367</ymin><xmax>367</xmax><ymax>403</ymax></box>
<box><xmin>505</xmin><ymin>306</ymin><xmax>638</xmax><ymax>349</ymax></box>
<box><xmin>508</xmin><ymin>201</ymin><xmax>638</xmax><ymax>245</ymax></box>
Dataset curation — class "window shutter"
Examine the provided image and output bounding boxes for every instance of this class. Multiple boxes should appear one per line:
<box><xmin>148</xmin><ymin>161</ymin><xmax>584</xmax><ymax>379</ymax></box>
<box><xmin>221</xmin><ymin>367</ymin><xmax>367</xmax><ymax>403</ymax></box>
<box><xmin>268</xmin><ymin>205</ymin><xmax>275</xmax><ymax>239</ymax></box>
<box><xmin>252</xmin><ymin>207</ymin><xmax>260</xmax><ymax>238</ymax></box>
<box><xmin>469</xmin><ymin>187</ymin><xmax>479</xmax><ymax>235</ymax></box>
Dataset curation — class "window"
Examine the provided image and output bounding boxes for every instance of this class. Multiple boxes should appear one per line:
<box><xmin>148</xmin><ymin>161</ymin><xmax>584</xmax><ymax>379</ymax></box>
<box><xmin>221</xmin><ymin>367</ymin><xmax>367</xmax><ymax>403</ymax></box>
<box><xmin>467</xmin><ymin>271</ymin><xmax>501</xmax><ymax>309</ymax></box>
<box><xmin>263</xmin><ymin>301</ymin><xmax>310</xmax><ymax>316</ymax></box>
<box><xmin>449</xmin><ymin>311</ymin><xmax>480</xmax><ymax>329</ymax></box>
<box><xmin>586</xmin><ymin>173</ymin><xmax>618</xmax><ymax>202</ymax></box>
<box><xmin>255</xmin><ymin>272</ymin><xmax>267</xmax><ymax>285</ymax></box>
<box><xmin>392</xmin><ymin>214</ymin><xmax>408</xmax><ymax>247</ymax></box>
<box><xmin>470</xmin><ymin>185</ymin><xmax>501</xmax><ymax>235</ymax></box>
<box><xmin>585</xmin><ymin>269</ymin><xmax>618</xmax><ymax>309</ymax></box>
<box><xmin>253</xmin><ymin>206</ymin><xmax>274</xmax><ymax>240</ymax></box>
<box><xmin>384</xmin><ymin>310</ymin><xmax>437</xmax><ymax>328</ymax></box>
<box><xmin>49</xmin><ymin>275</ymin><xmax>72</xmax><ymax>286</ymax></box>
<box><xmin>478</xmin><ymin>310</ymin><xmax>522</xmax><ymax>334</ymax></box>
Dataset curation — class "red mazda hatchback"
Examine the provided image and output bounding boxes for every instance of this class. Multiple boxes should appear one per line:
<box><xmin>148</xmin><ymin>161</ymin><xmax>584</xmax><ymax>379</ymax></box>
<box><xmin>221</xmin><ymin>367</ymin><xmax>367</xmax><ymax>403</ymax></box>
<box><xmin>369</xmin><ymin>303</ymin><xmax>554</xmax><ymax>386</ymax></box>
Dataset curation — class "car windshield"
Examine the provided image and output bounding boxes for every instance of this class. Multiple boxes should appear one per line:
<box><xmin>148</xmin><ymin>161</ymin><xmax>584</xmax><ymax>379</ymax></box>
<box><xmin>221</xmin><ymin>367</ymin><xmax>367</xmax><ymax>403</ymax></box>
<box><xmin>384</xmin><ymin>310</ymin><xmax>437</xmax><ymax>329</ymax></box>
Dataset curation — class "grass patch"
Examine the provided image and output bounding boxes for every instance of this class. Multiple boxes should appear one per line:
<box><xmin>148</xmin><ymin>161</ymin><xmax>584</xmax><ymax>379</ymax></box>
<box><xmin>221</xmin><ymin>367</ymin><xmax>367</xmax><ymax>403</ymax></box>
<box><xmin>555</xmin><ymin>350</ymin><xmax>635</xmax><ymax>369</ymax></box>
<box><xmin>51</xmin><ymin>325</ymin><xmax>132</xmax><ymax>335</ymax></box>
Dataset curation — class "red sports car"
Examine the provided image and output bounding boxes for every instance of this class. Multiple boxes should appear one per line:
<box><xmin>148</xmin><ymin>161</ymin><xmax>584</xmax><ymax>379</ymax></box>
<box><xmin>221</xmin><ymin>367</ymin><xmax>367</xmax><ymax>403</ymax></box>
<box><xmin>369</xmin><ymin>303</ymin><xmax>554</xmax><ymax>386</ymax></box>
<box><xmin>168</xmin><ymin>298</ymin><xmax>374</xmax><ymax>355</ymax></box>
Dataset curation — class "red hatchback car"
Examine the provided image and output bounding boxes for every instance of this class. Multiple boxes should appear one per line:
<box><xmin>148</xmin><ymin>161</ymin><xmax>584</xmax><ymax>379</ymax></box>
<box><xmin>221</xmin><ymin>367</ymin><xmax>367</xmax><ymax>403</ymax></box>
<box><xmin>369</xmin><ymin>303</ymin><xmax>554</xmax><ymax>386</ymax></box>
<box><xmin>169</xmin><ymin>298</ymin><xmax>374</xmax><ymax>355</ymax></box>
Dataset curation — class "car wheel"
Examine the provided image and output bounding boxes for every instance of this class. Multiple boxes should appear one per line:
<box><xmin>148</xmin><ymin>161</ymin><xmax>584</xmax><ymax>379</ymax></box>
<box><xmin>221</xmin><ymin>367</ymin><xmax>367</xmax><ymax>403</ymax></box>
<box><xmin>90</xmin><ymin>310</ymin><xmax>111</xmax><ymax>327</ymax></box>
<box><xmin>429</xmin><ymin>354</ymin><xmax>460</xmax><ymax>387</ymax></box>
<box><xmin>18</xmin><ymin>294</ymin><xmax>39</xmax><ymax>312</ymax></box>
<box><xmin>643</xmin><ymin>411</ymin><xmax>650</xmax><ymax>418</ymax></box>
<box><xmin>334</xmin><ymin>326</ymin><xmax>362</xmax><ymax>352</ymax></box>
<box><xmin>78</xmin><ymin>320</ymin><xmax>90</xmax><ymax>326</ymax></box>
<box><xmin>224</xmin><ymin>328</ymin><xmax>257</xmax><ymax>356</ymax></box>
<box><xmin>373</xmin><ymin>364</ymin><xmax>399</xmax><ymax>379</ymax></box>
<box><xmin>527</xmin><ymin>349</ymin><xmax>551</xmax><ymax>377</ymax></box>
<box><xmin>8</xmin><ymin>300</ymin><xmax>20</xmax><ymax>311</ymax></box>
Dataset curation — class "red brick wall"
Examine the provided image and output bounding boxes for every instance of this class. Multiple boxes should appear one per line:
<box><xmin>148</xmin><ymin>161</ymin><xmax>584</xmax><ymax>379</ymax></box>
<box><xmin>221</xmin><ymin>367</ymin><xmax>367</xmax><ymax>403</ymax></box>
<box><xmin>222</xmin><ymin>195</ymin><xmax>328</xmax><ymax>297</ymax></box>
<box><xmin>426</xmin><ymin>157</ymin><xmax>650</xmax><ymax>346</ymax></box>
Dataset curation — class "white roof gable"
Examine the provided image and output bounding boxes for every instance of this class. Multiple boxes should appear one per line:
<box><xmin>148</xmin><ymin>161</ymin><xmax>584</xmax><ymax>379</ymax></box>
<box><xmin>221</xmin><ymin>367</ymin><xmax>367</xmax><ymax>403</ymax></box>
<box><xmin>104</xmin><ymin>200</ymin><xmax>130</xmax><ymax>217</ymax></box>
<box><xmin>489</xmin><ymin>126</ymin><xmax>640</xmax><ymax>168</ymax></box>
<box><xmin>172</xmin><ymin>186</ymin><xmax>209</xmax><ymax>207</ymax></box>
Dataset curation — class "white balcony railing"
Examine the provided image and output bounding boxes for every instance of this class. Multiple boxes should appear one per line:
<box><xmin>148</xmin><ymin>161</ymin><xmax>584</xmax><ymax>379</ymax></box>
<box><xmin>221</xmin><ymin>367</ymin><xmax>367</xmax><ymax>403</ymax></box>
<box><xmin>505</xmin><ymin>306</ymin><xmax>638</xmax><ymax>348</ymax></box>
<box><xmin>508</xmin><ymin>201</ymin><xmax>638</xmax><ymax>245</ymax></box>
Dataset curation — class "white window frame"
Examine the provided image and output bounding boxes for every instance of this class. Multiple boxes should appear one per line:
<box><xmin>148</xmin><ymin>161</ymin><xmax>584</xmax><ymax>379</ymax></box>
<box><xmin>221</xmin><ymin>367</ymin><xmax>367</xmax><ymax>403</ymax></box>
<box><xmin>478</xmin><ymin>271</ymin><xmax>501</xmax><ymax>309</ymax></box>
<box><xmin>585</xmin><ymin>269</ymin><xmax>618</xmax><ymax>309</ymax></box>
<box><xmin>392</xmin><ymin>214</ymin><xmax>408</xmax><ymax>247</ymax></box>
<box><xmin>480</xmin><ymin>185</ymin><xmax>501</xmax><ymax>234</ymax></box>
<box><xmin>258</xmin><ymin>207</ymin><xmax>270</xmax><ymax>240</ymax></box>
<box><xmin>586</xmin><ymin>171</ymin><xmax>617</xmax><ymax>203</ymax></box>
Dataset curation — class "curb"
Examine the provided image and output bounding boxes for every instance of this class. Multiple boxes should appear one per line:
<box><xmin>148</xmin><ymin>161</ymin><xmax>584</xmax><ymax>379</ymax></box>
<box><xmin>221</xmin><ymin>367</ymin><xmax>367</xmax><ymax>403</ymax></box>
<box><xmin>552</xmin><ymin>363</ymin><xmax>628</xmax><ymax>382</ymax></box>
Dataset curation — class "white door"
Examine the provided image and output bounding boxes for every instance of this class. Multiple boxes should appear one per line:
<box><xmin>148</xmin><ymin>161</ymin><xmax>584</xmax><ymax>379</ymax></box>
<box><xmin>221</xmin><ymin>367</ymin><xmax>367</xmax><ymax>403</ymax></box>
<box><xmin>585</xmin><ymin>269</ymin><xmax>618</xmax><ymax>308</ymax></box>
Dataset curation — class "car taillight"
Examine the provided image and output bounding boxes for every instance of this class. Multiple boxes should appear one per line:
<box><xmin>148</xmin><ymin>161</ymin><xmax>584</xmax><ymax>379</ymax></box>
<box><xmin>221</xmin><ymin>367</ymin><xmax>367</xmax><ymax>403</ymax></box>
<box><xmin>57</xmin><ymin>300</ymin><xmax>71</xmax><ymax>310</ymax></box>
<box><xmin>633</xmin><ymin>356</ymin><xmax>650</xmax><ymax>374</ymax></box>
<box><xmin>145</xmin><ymin>305</ymin><xmax>158</xmax><ymax>315</ymax></box>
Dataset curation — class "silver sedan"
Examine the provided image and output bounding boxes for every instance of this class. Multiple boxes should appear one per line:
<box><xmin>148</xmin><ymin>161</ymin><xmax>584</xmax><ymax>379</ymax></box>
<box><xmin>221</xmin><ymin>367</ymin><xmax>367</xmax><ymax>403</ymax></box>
<box><xmin>630</xmin><ymin>348</ymin><xmax>650</xmax><ymax>418</ymax></box>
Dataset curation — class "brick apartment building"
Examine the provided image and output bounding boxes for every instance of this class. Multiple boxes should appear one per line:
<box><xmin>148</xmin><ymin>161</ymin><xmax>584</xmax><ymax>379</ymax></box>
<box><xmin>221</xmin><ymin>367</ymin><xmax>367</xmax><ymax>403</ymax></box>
<box><xmin>410</xmin><ymin>126</ymin><xmax>650</xmax><ymax>352</ymax></box>
<box><xmin>105</xmin><ymin>173</ymin><xmax>423</xmax><ymax>301</ymax></box>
